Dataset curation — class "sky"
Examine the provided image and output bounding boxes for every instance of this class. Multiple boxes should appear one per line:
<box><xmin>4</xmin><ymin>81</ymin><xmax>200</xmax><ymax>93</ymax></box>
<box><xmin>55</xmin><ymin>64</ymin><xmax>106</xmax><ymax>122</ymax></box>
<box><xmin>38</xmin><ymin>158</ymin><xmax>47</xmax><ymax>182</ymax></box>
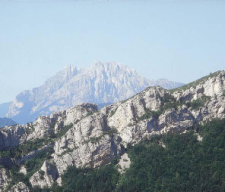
<box><xmin>0</xmin><ymin>0</ymin><xmax>225</xmax><ymax>104</ymax></box>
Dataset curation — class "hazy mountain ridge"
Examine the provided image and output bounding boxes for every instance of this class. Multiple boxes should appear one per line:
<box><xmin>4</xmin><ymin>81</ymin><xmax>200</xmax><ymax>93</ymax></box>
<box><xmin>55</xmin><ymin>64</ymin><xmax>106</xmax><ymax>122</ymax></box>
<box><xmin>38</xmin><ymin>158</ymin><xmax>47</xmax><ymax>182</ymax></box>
<box><xmin>6</xmin><ymin>62</ymin><xmax>183</xmax><ymax>124</ymax></box>
<box><xmin>0</xmin><ymin>102</ymin><xmax>12</xmax><ymax>118</ymax></box>
<box><xmin>0</xmin><ymin>117</ymin><xmax>17</xmax><ymax>128</ymax></box>
<box><xmin>0</xmin><ymin>70</ymin><xmax>224</xmax><ymax>191</ymax></box>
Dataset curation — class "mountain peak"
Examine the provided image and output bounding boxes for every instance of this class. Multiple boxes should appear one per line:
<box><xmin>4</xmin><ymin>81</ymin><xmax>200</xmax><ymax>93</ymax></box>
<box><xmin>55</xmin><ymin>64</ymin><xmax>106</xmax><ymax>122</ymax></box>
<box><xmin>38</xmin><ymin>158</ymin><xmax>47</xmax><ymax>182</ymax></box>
<box><xmin>92</xmin><ymin>61</ymin><xmax>122</xmax><ymax>69</ymax></box>
<box><xmin>6</xmin><ymin>62</ymin><xmax>183</xmax><ymax>124</ymax></box>
<box><xmin>91</xmin><ymin>61</ymin><xmax>137</xmax><ymax>76</ymax></box>
<box><xmin>61</xmin><ymin>65</ymin><xmax>78</xmax><ymax>76</ymax></box>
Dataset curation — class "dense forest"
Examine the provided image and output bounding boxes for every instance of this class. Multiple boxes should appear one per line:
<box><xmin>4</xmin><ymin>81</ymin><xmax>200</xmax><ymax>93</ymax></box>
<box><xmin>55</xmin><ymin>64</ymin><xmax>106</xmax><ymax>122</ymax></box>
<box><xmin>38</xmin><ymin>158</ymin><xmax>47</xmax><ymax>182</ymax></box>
<box><xmin>51</xmin><ymin>118</ymin><xmax>225</xmax><ymax>192</ymax></box>
<box><xmin>2</xmin><ymin>118</ymin><xmax>225</xmax><ymax>192</ymax></box>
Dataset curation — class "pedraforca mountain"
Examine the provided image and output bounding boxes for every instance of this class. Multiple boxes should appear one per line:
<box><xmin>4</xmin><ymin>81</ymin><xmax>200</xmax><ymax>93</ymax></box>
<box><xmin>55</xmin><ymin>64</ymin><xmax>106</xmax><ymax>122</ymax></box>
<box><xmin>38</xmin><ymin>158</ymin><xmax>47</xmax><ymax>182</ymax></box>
<box><xmin>6</xmin><ymin>62</ymin><xmax>183</xmax><ymax>124</ymax></box>
<box><xmin>1</xmin><ymin>71</ymin><xmax>224</xmax><ymax>191</ymax></box>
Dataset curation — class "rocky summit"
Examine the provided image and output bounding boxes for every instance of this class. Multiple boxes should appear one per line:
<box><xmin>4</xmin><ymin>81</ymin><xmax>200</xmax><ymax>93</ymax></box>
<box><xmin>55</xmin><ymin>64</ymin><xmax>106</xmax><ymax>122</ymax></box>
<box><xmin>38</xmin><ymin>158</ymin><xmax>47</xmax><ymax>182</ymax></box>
<box><xmin>0</xmin><ymin>70</ymin><xmax>224</xmax><ymax>191</ymax></box>
<box><xmin>5</xmin><ymin>62</ymin><xmax>183</xmax><ymax>124</ymax></box>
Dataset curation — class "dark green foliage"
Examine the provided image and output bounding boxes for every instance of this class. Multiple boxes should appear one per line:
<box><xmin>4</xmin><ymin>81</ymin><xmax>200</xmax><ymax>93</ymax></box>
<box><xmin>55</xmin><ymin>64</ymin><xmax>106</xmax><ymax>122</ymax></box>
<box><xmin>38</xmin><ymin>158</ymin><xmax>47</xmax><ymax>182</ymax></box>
<box><xmin>59</xmin><ymin>148</ymin><xmax>74</xmax><ymax>157</ymax></box>
<box><xmin>0</xmin><ymin>138</ymin><xmax>53</xmax><ymax>159</ymax></box>
<box><xmin>102</xmin><ymin>128</ymin><xmax>118</xmax><ymax>136</ymax></box>
<box><xmin>86</xmin><ymin>111</ymin><xmax>94</xmax><ymax>117</ymax></box>
<box><xmin>187</xmin><ymin>95</ymin><xmax>211</xmax><ymax>110</ymax></box>
<box><xmin>222</xmin><ymin>91</ymin><xmax>225</xmax><ymax>97</ymax></box>
<box><xmin>24</xmin><ymin>147</ymin><xmax>54</xmax><ymax>178</ymax></box>
<box><xmin>83</xmin><ymin>135</ymin><xmax>103</xmax><ymax>144</ymax></box>
<box><xmin>89</xmin><ymin>136</ymin><xmax>102</xmax><ymax>143</ymax></box>
<box><xmin>39</xmin><ymin>170</ymin><xmax>45</xmax><ymax>180</ymax></box>
<box><xmin>110</xmin><ymin>109</ymin><xmax>117</xmax><ymax>117</ymax></box>
<box><xmin>4</xmin><ymin>118</ymin><xmax>225</xmax><ymax>191</ymax></box>
<box><xmin>117</xmin><ymin>119</ymin><xmax>225</xmax><ymax>192</ymax></box>
<box><xmin>0</xmin><ymin>123</ymin><xmax>73</xmax><ymax>159</ymax></box>
<box><xmin>162</xmin><ymin>93</ymin><xmax>176</xmax><ymax>103</ymax></box>
<box><xmin>50</xmin><ymin>182</ymin><xmax>63</xmax><ymax>192</ymax></box>
<box><xmin>32</xmin><ymin>186</ymin><xmax>51</xmax><ymax>192</ymax></box>
<box><xmin>3</xmin><ymin>146</ymin><xmax>54</xmax><ymax>190</ymax></box>
<box><xmin>5</xmin><ymin>166</ymin><xmax>32</xmax><ymax>191</ymax></box>
<box><xmin>54</xmin><ymin>118</ymin><xmax>225</xmax><ymax>192</ymax></box>
<box><xmin>137</xmin><ymin>94</ymin><xmax>179</xmax><ymax>121</ymax></box>
<box><xmin>83</xmin><ymin>128</ymin><xmax>118</xmax><ymax>144</ymax></box>
<box><xmin>55</xmin><ymin>123</ymin><xmax>73</xmax><ymax>138</ymax></box>
<box><xmin>138</xmin><ymin>109</ymin><xmax>162</xmax><ymax>121</ymax></box>
<box><xmin>60</xmin><ymin>164</ymin><xmax>120</xmax><ymax>192</ymax></box>
<box><xmin>0</xmin><ymin>150</ymin><xmax>11</xmax><ymax>158</ymax></box>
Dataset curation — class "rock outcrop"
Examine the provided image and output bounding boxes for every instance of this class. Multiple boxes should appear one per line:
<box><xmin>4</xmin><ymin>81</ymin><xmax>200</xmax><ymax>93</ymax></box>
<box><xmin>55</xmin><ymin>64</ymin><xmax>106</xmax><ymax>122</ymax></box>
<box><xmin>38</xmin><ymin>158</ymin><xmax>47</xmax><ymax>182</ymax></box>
<box><xmin>0</xmin><ymin>103</ymin><xmax>97</xmax><ymax>150</ymax></box>
<box><xmin>0</xmin><ymin>168</ymin><xmax>11</xmax><ymax>191</ymax></box>
<box><xmin>0</xmin><ymin>71</ymin><xmax>224</xmax><ymax>190</ymax></box>
<box><xmin>9</xmin><ymin>182</ymin><xmax>29</xmax><ymax>192</ymax></box>
<box><xmin>29</xmin><ymin>161</ymin><xmax>58</xmax><ymax>188</ymax></box>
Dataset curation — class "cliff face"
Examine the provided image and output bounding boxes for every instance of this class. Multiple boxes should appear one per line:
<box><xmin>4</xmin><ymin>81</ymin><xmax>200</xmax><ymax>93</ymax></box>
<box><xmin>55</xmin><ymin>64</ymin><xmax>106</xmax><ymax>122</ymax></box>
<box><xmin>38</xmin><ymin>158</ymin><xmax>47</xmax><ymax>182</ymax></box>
<box><xmin>0</xmin><ymin>168</ymin><xmax>11</xmax><ymax>191</ymax></box>
<box><xmin>6</xmin><ymin>62</ymin><xmax>183</xmax><ymax>124</ymax></box>
<box><xmin>0</xmin><ymin>104</ymin><xmax>97</xmax><ymax>150</ymax></box>
<box><xmin>0</xmin><ymin>71</ymin><xmax>224</xmax><ymax>190</ymax></box>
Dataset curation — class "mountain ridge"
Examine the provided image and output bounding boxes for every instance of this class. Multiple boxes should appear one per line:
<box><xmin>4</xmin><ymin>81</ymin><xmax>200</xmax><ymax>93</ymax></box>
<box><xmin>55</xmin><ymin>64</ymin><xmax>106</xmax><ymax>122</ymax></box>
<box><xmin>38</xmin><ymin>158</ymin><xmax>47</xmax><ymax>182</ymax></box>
<box><xmin>0</xmin><ymin>117</ymin><xmax>17</xmax><ymax>128</ymax></box>
<box><xmin>6</xmin><ymin>62</ymin><xmax>183</xmax><ymax>124</ymax></box>
<box><xmin>0</xmin><ymin>70</ymin><xmax>224</xmax><ymax>191</ymax></box>
<box><xmin>0</xmin><ymin>102</ymin><xmax>12</xmax><ymax>118</ymax></box>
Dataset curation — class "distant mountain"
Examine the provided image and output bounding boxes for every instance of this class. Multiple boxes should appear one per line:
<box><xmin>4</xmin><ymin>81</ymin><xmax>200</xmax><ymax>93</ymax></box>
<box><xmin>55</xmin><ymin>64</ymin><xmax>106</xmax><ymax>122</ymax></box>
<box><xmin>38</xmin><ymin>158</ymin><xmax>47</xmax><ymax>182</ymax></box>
<box><xmin>155</xmin><ymin>79</ymin><xmax>184</xmax><ymax>90</ymax></box>
<box><xmin>0</xmin><ymin>102</ymin><xmax>12</xmax><ymax>117</ymax></box>
<box><xmin>0</xmin><ymin>117</ymin><xmax>16</xmax><ymax>128</ymax></box>
<box><xmin>6</xmin><ymin>62</ymin><xmax>183</xmax><ymax>124</ymax></box>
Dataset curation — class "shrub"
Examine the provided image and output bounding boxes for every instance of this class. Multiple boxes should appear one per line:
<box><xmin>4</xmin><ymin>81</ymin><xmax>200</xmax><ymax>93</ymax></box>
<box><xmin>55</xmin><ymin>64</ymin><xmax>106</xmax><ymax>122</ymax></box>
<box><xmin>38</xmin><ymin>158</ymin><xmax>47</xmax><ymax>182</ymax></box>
<box><xmin>188</xmin><ymin>95</ymin><xmax>211</xmax><ymax>110</ymax></box>
<box><xmin>222</xmin><ymin>91</ymin><xmax>225</xmax><ymax>97</ymax></box>
<box><xmin>138</xmin><ymin>109</ymin><xmax>162</xmax><ymax>121</ymax></box>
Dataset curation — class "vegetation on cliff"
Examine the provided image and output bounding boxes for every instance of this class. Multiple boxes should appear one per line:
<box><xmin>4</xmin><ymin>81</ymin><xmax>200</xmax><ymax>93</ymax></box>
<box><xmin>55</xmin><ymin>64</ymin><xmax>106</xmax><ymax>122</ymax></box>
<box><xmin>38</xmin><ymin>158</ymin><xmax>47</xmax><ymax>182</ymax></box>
<box><xmin>49</xmin><ymin>118</ymin><xmax>225</xmax><ymax>192</ymax></box>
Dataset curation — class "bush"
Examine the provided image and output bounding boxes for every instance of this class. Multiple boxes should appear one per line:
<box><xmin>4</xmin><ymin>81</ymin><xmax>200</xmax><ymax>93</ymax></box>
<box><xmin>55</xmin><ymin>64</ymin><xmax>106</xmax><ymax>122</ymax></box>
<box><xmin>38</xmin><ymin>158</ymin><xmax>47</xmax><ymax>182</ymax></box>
<box><xmin>188</xmin><ymin>95</ymin><xmax>211</xmax><ymax>110</ymax></box>
<box><xmin>61</xmin><ymin>164</ymin><xmax>120</xmax><ymax>192</ymax></box>
<box><xmin>55</xmin><ymin>123</ymin><xmax>73</xmax><ymax>138</ymax></box>
<box><xmin>39</xmin><ymin>170</ymin><xmax>45</xmax><ymax>180</ymax></box>
<box><xmin>24</xmin><ymin>147</ymin><xmax>54</xmax><ymax>178</ymax></box>
<box><xmin>138</xmin><ymin>109</ymin><xmax>162</xmax><ymax>121</ymax></box>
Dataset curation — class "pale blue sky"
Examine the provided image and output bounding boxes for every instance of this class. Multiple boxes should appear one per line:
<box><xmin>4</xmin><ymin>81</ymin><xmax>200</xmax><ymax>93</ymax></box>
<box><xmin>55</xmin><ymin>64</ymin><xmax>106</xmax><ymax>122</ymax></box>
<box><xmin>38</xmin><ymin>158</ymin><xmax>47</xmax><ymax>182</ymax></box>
<box><xmin>0</xmin><ymin>0</ymin><xmax>225</xmax><ymax>103</ymax></box>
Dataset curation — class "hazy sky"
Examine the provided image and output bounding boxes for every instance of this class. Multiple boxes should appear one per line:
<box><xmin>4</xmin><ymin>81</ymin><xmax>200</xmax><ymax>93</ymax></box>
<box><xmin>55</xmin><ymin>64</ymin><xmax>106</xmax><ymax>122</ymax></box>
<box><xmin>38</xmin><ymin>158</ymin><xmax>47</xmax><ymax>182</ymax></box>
<box><xmin>0</xmin><ymin>0</ymin><xmax>225</xmax><ymax>103</ymax></box>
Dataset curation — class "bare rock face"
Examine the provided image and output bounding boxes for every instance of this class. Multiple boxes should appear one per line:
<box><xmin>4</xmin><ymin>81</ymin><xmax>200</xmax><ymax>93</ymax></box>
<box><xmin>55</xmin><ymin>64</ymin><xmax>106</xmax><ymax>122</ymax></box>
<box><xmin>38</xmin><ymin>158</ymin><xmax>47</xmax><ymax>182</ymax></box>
<box><xmin>0</xmin><ymin>103</ymin><xmax>97</xmax><ymax>150</ymax></box>
<box><xmin>0</xmin><ymin>125</ymin><xmax>27</xmax><ymax>149</ymax></box>
<box><xmin>9</xmin><ymin>182</ymin><xmax>29</xmax><ymax>192</ymax></box>
<box><xmin>107</xmin><ymin>87</ymin><xmax>166</xmax><ymax>132</ymax></box>
<box><xmin>29</xmin><ymin>161</ymin><xmax>58</xmax><ymax>188</ymax></box>
<box><xmin>53</xmin><ymin>112</ymin><xmax>123</xmax><ymax>176</ymax></box>
<box><xmin>172</xmin><ymin>71</ymin><xmax>225</xmax><ymax>102</ymax></box>
<box><xmin>1</xmin><ymin>71</ymin><xmax>225</xmax><ymax>189</ymax></box>
<box><xmin>6</xmin><ymin>62</ymin><xmax>183</xmax><ymax>124</ymax></box>
<box><xmin>118</xmin><ymin>153</ymin><xmax>131</xmax><ymax>174</ymax></box>
<box><xmin>0</xmin><ymin>168</ymin><xmax>11</xmax><ymax>191</ymax></box>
